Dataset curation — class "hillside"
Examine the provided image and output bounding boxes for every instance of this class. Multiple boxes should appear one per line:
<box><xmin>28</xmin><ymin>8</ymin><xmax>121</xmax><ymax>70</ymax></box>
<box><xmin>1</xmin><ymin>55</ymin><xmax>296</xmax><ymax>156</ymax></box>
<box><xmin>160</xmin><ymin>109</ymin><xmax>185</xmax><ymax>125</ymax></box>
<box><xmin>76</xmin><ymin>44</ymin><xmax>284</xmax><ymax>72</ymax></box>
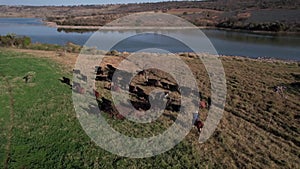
<box><xmin>0</xmin><ymin>0</ymin><xmax>300</xmax><ymax>32</ymax></box>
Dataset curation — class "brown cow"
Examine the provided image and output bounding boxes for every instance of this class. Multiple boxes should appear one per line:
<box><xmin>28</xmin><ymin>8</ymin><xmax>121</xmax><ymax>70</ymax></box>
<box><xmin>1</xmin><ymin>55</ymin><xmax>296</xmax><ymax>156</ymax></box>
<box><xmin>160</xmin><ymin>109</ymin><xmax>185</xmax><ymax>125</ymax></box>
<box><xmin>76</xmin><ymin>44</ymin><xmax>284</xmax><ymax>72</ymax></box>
<box><xmin>194</xmin><ymin>120</ymin><xmax>204</xmax><ymax>133</ymax></box>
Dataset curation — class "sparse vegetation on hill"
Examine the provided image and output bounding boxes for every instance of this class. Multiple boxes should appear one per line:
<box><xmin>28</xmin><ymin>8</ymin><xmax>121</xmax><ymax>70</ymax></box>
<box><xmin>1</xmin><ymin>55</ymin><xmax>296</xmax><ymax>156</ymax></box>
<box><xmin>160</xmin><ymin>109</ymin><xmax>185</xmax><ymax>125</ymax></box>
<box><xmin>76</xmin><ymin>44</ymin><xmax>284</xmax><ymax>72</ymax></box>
<box><xmin>0</xmin><ymin>0</ymin><xmax>299</xmax><ymax>32</ymax></box>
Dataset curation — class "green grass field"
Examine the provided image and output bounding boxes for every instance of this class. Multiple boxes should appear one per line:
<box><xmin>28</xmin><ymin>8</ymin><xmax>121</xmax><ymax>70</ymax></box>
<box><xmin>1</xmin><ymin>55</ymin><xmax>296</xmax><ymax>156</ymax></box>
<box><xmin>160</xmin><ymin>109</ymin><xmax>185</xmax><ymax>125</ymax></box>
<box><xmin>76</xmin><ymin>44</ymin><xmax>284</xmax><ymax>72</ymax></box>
<box><xmin>0</xmin><ymin>49</ymin><xmax>299</xmax><ymax>168</ymax></box>
<box><xmin>0</xmin><ymin>49</ymin><xmax>205</xmax><ymax>168</ymax></box>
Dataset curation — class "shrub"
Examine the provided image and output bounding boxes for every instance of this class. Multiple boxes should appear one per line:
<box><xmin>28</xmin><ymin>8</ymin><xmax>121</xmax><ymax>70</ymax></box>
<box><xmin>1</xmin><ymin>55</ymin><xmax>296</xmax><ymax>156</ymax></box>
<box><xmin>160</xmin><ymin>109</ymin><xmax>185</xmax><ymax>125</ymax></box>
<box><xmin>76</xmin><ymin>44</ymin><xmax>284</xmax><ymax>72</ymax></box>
<box><xmin>0</xmin><ymin>34</ymin><xmax>31</xmax><ymax>48</ymax></box>
<box><xmin>22</xmin><ymin>37</ymin><xmax>31</xmax><ymax>47</ymax></box>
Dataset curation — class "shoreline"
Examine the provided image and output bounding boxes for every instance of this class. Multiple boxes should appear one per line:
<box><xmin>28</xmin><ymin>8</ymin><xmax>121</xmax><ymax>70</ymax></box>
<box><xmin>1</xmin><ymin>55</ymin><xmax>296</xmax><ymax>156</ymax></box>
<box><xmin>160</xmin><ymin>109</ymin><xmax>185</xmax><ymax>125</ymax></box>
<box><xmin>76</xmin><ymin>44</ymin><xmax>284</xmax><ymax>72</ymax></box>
<box><xmin>1</xmin><ymin>19</ymin><xmax>298</xmax><ymax>62</ymax></box>
<box><xmin>1</xmin><ymin>17</ymin><xmax>298</xmax><ymax>35</ymax></box>
<box><xmin>44</xmin><ymin>21</ymin><xmax>300</xmax><ymax>35</ymax></box>
<box><xmin>2</xmin><ymin>46</ymin><xmax>298</xmax><ymax>63</ymax></box>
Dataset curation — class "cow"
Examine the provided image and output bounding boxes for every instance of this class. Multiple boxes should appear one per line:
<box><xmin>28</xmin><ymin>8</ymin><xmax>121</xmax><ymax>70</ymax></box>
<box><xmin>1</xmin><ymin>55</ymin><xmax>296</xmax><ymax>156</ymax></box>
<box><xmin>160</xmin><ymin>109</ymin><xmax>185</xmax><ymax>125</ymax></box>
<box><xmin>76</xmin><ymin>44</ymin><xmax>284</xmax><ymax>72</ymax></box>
<box><xmin>95</xmin><ymin>66</ymin><xmax>103</xmax><ymax>75</ymax></box>
<box><xmin>95</xmin><ymin>75</ymin><xmax>107</xmax><ymax>81</ymax></box>
<box><xmin>93</xmin><ymin>89</ymin><xmax>100</xmax><ymax>99</ymax></box>
<box><xmin>136</xmin><ymin>86</ymin><xmax>148</xmax><ymax>100</ymax></box>
<box><xmin>60</xmin><ymin>77</ymin><xmax>71</xmax><ymax>86</ymax></box>
<box><xmin>137</xmin><ymin>70</ymin><xmax>148</xmax><ymax>82</ymax></box>
<box><xmin>169</xmin><ymin>84</ymin><xmax>179</xmax><ymax>92</ymax></box>
<box><xmin>129</xmin><ymin>85</ymin><xmax>138</xmax><ymax>93</ymax></box>
<box><xmin>107</xmin><ymin>64</ymin><xmax>116</xmax><ymax>72</ymax></box>
<box><xmin>200</xmin><ymin>100</ymin><xmax>207</xmax><ymax>109</ymax></box>
<box><xmin>147</xmin><ymin>78</ymin><xmax>158</xmax><ymax>86</ymax></box>
<box><xmin>161</xmin><ymin>82</ymin><xmax>169</xmax><ymax>90</ymax></box>
<box><xmin>194</xmin><ymin>120</ymin><xmax>204</xmax><ymax>133</ymax></box>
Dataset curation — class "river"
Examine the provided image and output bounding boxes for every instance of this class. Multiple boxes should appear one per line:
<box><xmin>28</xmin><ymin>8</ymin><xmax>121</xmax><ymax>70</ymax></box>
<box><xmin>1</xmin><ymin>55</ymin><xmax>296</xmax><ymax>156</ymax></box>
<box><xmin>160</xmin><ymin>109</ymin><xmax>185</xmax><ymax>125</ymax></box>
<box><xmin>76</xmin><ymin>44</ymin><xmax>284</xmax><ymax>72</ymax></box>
<box><xmin>0</xmin><ymin>18</ymin><xmax>299</xmax><ymax>61</ymax></box>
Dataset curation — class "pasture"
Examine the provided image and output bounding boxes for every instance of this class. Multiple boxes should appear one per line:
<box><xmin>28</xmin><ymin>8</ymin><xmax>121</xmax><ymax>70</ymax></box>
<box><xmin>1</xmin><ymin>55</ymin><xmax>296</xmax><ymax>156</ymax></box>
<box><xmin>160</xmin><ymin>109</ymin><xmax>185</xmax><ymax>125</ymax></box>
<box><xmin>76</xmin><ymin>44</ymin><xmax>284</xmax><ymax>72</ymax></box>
<box><xmin>0</xmin><ymin>48</ymin><xmax>299</xmax><ymax>168</ymax></box>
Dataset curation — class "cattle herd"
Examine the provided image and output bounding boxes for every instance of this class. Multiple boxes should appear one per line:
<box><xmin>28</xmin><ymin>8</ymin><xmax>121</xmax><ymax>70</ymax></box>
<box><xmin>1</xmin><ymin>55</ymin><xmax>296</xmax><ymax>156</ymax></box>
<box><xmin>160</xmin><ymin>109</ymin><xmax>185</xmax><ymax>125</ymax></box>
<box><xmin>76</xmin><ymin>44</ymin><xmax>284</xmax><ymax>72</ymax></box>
<box><xmin>70</xmin><ymin>63</ymin><xmax>208</xmax><ymax>132</ymax></box>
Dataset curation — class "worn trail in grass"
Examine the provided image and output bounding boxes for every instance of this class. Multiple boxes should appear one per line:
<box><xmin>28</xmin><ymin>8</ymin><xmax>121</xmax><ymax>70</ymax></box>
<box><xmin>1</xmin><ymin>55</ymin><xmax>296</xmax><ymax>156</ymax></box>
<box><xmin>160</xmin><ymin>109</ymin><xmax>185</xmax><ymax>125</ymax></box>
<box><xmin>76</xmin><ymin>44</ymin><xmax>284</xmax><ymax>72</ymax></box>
<box><xmin>0</xmin><ymin>75</ymin><xmax>15</xmax><ymax>169</ymax></box>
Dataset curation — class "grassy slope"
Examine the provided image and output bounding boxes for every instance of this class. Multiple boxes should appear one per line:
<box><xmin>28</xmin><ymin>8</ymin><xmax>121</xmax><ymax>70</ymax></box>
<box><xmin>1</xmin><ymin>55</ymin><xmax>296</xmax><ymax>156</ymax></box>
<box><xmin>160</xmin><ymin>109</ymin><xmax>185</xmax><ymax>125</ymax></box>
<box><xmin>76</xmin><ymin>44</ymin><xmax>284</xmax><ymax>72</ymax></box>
<box><xmin>0</xmin><ymin>50</ymin><xmax>203</xmax><ymax>169</ymax></box>
<box><xmin>0</xmin><ymin>50</ymin><xmax>92</xmax><ymax>168</ymax></box>
<box><xmin>0</xmin><ymin>49</ymin><xmax>299</xmax><ymax>168</ymax></box>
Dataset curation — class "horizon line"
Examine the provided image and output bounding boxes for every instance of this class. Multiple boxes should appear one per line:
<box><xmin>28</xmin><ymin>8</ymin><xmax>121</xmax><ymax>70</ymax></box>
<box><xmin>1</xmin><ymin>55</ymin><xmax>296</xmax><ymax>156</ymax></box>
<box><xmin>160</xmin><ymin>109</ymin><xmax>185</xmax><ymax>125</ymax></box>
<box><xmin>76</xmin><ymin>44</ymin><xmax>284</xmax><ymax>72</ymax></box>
<box><xmin>0</xmin><ymin>0</ymin><xmax>204</xmax><ymax>7</ymax></box>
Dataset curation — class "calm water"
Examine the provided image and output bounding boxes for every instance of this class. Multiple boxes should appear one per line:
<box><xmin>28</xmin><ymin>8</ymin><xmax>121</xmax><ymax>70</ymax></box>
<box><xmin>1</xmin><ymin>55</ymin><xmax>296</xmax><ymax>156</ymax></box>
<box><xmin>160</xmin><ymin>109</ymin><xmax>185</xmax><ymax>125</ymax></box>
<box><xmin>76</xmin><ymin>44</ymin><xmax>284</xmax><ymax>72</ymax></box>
<box><xmin>0</xmin><ymin>18</ymin><xmax>299</xmax><ymax>61</ymax></box>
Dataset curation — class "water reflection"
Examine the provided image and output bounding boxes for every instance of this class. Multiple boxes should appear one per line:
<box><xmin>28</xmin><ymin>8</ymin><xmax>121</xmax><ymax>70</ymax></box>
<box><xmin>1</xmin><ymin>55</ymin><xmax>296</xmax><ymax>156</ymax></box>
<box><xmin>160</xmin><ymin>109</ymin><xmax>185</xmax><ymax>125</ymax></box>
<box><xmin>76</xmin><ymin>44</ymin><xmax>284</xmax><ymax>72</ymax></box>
<box><xmin>0</xmin><ymin>18</ymin><xmax>299</xmax><ymax>60</ymax></box>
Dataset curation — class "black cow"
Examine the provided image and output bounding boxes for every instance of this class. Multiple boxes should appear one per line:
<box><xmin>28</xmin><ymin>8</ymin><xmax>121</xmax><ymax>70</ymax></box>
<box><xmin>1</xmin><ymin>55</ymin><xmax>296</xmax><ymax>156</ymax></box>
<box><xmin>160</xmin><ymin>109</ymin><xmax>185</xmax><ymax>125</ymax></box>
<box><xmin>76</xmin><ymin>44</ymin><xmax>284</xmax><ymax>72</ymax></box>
<box><xmin>60</xmin><ymin>77</ymin><xmax>71</xmax><ymax>86</ymax></box>
<box><xmin>95</xmin><ymin>66</ymin><xmax>103</xmax><ymax>75</ymax></box>
<box><xmin>107</xmin><ymin>64</ymin><xmax>116</xmax><ymax>72</ymax></box>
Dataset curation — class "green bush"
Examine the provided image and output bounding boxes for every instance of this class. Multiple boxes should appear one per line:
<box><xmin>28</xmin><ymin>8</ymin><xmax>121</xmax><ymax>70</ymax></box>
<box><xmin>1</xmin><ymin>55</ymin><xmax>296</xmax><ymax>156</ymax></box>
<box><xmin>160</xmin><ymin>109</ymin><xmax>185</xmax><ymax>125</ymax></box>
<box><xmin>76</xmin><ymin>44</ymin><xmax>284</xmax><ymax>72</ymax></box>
<box><xmin>0</xmin><ymin>34</ymin><xmax>83</xmax><ymax>54</ymax></box>
<box><xmin>0</xmin><ymin>33</ymin><xmax>32</xmax><ymax>48</ymax></box>
<box><xmin>22</xmin><ymin>37</ymin><xmax>31</xmax><ymax>47</ymax></box>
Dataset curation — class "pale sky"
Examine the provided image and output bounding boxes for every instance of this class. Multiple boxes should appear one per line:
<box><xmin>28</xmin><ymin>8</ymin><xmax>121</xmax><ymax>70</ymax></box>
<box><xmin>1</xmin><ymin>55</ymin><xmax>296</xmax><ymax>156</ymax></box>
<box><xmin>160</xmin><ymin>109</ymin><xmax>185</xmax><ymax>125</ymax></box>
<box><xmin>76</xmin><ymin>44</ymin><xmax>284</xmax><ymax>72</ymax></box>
<box><xmin>0</xmin><ymin>0</ymin><xmax>184</xmax><ymax>6</ymax></box>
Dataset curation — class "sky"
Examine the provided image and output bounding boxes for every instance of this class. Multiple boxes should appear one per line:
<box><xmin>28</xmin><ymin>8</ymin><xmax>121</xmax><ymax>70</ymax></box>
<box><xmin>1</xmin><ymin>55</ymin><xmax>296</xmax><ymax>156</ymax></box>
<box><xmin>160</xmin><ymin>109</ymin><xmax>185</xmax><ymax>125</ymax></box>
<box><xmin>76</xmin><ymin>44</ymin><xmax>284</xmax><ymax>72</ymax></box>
<box><xmin>0</xmin><ymin>0</ymin><xmax>179</xmax><ymax>6</ymax></box>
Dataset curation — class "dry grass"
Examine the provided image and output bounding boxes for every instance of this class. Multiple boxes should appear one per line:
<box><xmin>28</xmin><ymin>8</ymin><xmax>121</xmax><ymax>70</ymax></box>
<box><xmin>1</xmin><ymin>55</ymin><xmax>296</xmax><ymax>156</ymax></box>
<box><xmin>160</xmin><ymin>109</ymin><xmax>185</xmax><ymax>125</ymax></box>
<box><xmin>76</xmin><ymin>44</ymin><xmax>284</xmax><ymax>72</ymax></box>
<box><xmin>93</xmin><ymin>52</ymin><xmax>300</xmax><ymax>168</ymax></box>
